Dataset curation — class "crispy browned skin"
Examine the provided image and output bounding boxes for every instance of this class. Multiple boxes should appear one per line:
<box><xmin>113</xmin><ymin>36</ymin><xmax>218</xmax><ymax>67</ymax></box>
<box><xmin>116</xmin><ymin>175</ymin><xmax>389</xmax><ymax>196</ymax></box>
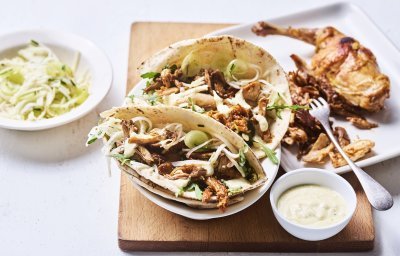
<box><xmin>206</xmin><ymin>177</ymin><xmax>228</xmax><ymax>211</ymax></box>
<box><xmin>252</xmin><ymin>22</ymin><xmax>390</xmax><ymax>112</ymax></box>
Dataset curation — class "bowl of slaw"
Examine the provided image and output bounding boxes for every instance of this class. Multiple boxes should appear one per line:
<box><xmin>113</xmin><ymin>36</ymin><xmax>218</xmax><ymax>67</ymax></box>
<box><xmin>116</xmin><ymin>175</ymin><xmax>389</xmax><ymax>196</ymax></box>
<box><xmin>0</xmin><ymin>29</ymin><xmax>112</xmax><ymax>130</ymax></box>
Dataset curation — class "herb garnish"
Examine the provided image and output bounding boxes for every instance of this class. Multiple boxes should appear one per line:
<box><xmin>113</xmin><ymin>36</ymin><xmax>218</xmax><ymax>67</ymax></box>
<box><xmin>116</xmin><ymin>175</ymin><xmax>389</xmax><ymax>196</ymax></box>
<box><xmin>266</xmin><ymin>104</ymin><xmax>309</xmax><ymax>119</ymax></box>
<box><xmin>254</xmin><ymin>139</ymin><xmax>279</xmax><ymax>165</ymax></box>
<box><xmin>111</xmin><ymin>154</ymin><xmax>131</xmax><ymax>165</ymax></box>
<box><xmin>30</xmin><ymin>40</ymin><xmax>39</xmax><ymax>46</ymax></box>
<box><xmin>140</xmin><ymin>72</ymin><xmax>160</xmax><ymax>80</ymax></box>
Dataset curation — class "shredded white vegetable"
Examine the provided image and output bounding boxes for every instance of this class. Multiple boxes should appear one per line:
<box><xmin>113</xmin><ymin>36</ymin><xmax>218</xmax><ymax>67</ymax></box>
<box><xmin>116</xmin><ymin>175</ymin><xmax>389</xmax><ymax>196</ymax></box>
<box><xmin>0</xmin><ymin>40</ymin><xmax>90</xmax><ymax>121</ymax></box>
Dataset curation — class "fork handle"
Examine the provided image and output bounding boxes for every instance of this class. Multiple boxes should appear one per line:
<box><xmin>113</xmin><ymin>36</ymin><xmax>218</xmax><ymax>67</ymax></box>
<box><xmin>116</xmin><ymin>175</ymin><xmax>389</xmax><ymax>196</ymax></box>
<box><xmin>321</xmin><ymin>123</ymin><xmax>393</xmax><ymax>211</ymax></box>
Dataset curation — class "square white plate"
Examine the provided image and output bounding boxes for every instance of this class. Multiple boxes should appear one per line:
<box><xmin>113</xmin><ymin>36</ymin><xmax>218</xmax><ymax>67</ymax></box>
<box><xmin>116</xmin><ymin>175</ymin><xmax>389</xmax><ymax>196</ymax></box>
<box><xmin>208</xmin><ymin>2</ymin><xmax>400</xmax><ymax>174</ymax></box>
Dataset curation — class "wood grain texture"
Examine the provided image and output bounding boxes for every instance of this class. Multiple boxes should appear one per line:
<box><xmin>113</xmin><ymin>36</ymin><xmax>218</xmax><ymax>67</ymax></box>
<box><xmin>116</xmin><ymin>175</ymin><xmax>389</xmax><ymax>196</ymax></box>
<box><xmin>118</xmin><ymin>22</ymin><xmax>374</xmax><ymax>252</ymax></box>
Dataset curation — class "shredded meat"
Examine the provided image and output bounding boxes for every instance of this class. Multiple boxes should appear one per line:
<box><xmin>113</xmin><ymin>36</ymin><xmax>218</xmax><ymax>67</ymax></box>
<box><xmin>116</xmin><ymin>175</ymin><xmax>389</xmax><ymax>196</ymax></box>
<box><xmin>334</xmin><ymin>127</ymin><xmax>350</xmax><ymax>147</ymax></box>
<box><xmin>205</xmin><ymin>177</ymin><xmax>229</xmax><ymax>211</ymax></box>
<box><xmin>121</xmin><ymin>120</ymin><xmax>137</xmax><ymax>139</ymax></box>
<box><xmin>283</xmin><ymin>127</ymin><xmax>308</xmax><ymax>145</ymax></box>
<box><xmin>205</xmin><ymin>69</ymin><xmax>238</xmax><ymax>98</ymax></box>
<box><xmin>242</xmin><ymin>81</ymin><xmax>262</xmax><ymax>107</ymax></box>
<box><xmin>215</xmin><ymin>155</ymin><xmax>242</xmax><ymax>180</ymax></box>
<box><xmin>158</xmin><ymin>162</ymin><xmax>174</xmax><ymax>175</ymax></box>
<box><xmin>166</xmin><ymin>165</ymin><xmax>207</xmax><ymax>180</ymax></box>
<box><xmin>188</xmin><ymin>151</ymin><xmax>214</xmax><ymax>160</ymax></box>
<box><xmin>202</xmin><ymin>187</ymin><xmax>213</xmax><ymax>203</ymax></box>
<box><xmin>346</xmin><ymin>117</ymin><xmax>378</xmax><ymax>129</ymax></box>
<box><xmin>329</xmin><ymin>140</ymin><xmax>375</xmax><ymax>167</ymax></box>
<box><xmin>151</xmin><ymin>153</ymin><xmax>166</xmax><ymax>166</ymax></box>
<box><xmin>135</xmin><ymin>146</ymin><xmax>154</xmax><ymax>165</ymax></box>
<box><xmin>143</xmin><ymin>68</ymin><xmax>183</xmax><ymax>94</ymax></box>
<box><xmin>302</xmin><ymin>133</ymin><xmax>334</xmax><ymax>163</ymax></box>
<box><xmin>208</xmin><ymin>105</ymin><xmax>253</xmax><ymax>135</ymax></box>
<box><xmin>157</xmin><ymin>87</ymin><xmax>179</xmax><ymax>96</ymax></box>
<box><xmin>128</xmin><ymin>133</ymin><xmax>162</xmax><ymax>145</ymax></box>
<box><xmin>227</xmin><ymin>105</ymin><xmax>253</xmax><ymax>134</ymax></box>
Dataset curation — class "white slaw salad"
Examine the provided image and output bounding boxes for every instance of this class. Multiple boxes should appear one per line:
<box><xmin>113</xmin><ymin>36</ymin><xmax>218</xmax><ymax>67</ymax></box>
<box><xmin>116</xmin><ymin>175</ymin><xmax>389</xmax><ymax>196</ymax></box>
<box><xmin>0</xmin><ymin>40</ymin><xmax>90</xmax><ymax>121</ymax></box>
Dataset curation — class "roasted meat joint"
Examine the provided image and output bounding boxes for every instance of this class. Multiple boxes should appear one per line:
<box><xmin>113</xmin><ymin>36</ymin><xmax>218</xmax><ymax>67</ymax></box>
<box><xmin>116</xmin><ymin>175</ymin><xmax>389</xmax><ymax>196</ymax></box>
<box><xmin>252</xmin><ymin>22</ymin><xmax>388</xmax><ymax>166</ymax></box>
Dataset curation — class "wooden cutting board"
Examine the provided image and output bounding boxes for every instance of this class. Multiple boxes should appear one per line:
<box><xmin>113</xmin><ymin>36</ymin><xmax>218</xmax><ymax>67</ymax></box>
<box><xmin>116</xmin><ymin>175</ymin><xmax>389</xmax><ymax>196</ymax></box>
<box><xmin>118</xmin><ymin>22</ymin><xmax>374</xmax><ymax>252</ymax></box>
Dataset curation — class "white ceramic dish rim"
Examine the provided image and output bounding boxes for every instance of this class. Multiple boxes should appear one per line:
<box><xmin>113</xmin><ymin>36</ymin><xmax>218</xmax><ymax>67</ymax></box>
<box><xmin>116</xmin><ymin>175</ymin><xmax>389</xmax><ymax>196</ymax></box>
<box><xmin>270</xmin><ymin>168</ymin><xmax>357</xmax><ymax>230</ymax></box>
<box><xmin>0</xmin><ymin>29</ymin><xmax>112</xmax><ymax>131</ymax></box>
<box><xmin>207</xmin><ymin>2</ymin><xmax>400</xmax><ymax>174</ymax></box>
<box><xmin>123</xmin><ymin>79</ymin><xmax>281</xmax><ymax>220</ymax></box>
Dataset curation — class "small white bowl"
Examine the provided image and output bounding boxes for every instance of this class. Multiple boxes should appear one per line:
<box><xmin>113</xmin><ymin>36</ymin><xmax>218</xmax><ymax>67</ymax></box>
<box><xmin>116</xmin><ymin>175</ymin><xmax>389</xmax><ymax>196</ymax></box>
<box><xmin>270</xmin><ymin>168</ymin><xmax>357</xmax><ymax>241</ymax></box>
<box><xmin>0</xmin><ymin>29</ymin><xmax>112</xmax><ymax>131</ymax></box>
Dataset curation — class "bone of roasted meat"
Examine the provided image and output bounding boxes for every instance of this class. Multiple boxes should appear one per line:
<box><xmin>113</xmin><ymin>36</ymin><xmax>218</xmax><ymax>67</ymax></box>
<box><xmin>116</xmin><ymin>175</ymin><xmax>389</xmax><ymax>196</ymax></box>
<box><xmin>252</xmin><ymin>21</ymin><xmax>318</xmax><ymax>44</ymax></box>
<box><xmin>252</xmin><ymin>22</ymin><xmax>390</xmax><ymax>112</ymax></box>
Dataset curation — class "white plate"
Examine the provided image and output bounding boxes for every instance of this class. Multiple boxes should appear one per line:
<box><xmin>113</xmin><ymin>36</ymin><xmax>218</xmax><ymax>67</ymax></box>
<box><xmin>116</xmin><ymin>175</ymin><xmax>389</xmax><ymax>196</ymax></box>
<box><xmin>126</xmin><ymin>79</ymin><xmax>280</xmax><ymax>220</ymax></box>
<box><xmin>0</xmin><ymin>30</ymin><xmax>112</xmax><ymax>130</ymax></box>
<box><xmin>208</xmin><ymin>2</ymin><xmax>400</xmax><ymax>174</ymax></box>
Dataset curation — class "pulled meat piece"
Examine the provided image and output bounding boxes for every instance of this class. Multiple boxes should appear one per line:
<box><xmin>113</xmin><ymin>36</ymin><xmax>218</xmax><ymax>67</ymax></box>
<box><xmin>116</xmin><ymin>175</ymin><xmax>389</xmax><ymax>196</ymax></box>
<box><xmin>215</xmin><ymin>155</ymin><xmax>242</xmax><ymax>180</ymax></box>
<box><xmin>227</xmin><ymin>105</ymin><xmax>253</xmax><ymax>134</ymax></box>
<box><xmin>302</xmin><ymin>133</ymin><xmax>334</xmax><ymax>163</ymax></box>
<box><xmin>166</xmin><ymin>165</ymin><xmax>207</xmax><ymax>180</ymax></box>
<box><xmin>242</xmin><ymin>81</ymin><xmax>262</xmax><ymax>107</ymax></box>
<box><xmin>143</xmin><ymin>68</ymin><xmax>183</xmax><ymax>94</ymax></box>
<box><xmin>151</xmin><ymin>153</ymin><xmax>165</xmax><ymax>165</ymax></box>
<box><xmin>128</xmin><ymin>133</ymin><xmax>162</xmax><ymax>145</ymax></box>
<box><xmin>157</xmin><ymin>87</ymin><xmax>179</xmax><ymax>96</ymax></box>
<box><xmin>202</xmin><ymin>187</ymin><xmax>213</xmax><ymax>203</ymax></box>
<box><xmin>158</xmin><ymin>162</ymin><xmax>174</xmax><ymax>175</ymax></box>
<box><xmin>283</xmin><ymin>127</ymin><xmax>308</xmax><ymax>145</ymax></box>
<box><xmin>188</xmin><ymin>151</ymin><xmax>214</xmax><ymax>160</ymax></box>
<box><xmin>329</xmin><ymin>140</ymin><xmax>375</xmax><ymax>167</ymax></box>
<box><xmin>346</xmin><ymin>117</ymin><xmax>378</xmax><ymax>129</ymax></box>
<box><xmin>135</xmin><ymin>146</ymin><xmax>154</xmax><ymax>165</ymax></box>
<box><xmin>205</xmin><ymin>69</ymin><xmax>238</xmax><ymax>98</ymax></box>
<box><xmin>208</xmin><ymin>105</ymin><xmax>253</xmax><ymax>135</ymax></box>
<box><xmin>333</xmin><ymin>127</ymin><xmax>350</xmax><ymax>147</ymax></box>
<box><xmin>121</xmin><ymin>120</ymin><xmax>137</xmax><ymax>139</ymax></box>
<box><xmin>205</xmin><ymin>177</ymin><xmax>229</xmax><ymax>211</ymax></box>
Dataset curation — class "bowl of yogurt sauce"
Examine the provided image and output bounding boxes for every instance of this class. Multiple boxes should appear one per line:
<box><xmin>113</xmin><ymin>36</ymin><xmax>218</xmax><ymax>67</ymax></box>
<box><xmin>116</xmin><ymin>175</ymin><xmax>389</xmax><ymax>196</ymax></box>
<box><xmin>270</xmin><ymin>168</ymin><xmax>357</xmax><ymax>241</ymax></box>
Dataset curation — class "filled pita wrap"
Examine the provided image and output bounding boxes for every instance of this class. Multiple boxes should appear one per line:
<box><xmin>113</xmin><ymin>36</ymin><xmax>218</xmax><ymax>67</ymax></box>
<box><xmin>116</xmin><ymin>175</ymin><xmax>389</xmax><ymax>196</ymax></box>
<box><xmin>86</xmin><ymin>106</ymin><xmax>267</xmax><ymax>211</ymax></box>
<box><xmin>126</xmin><ymin>35</ymin><xmax>292</xmax><ymax>160</ymax></box>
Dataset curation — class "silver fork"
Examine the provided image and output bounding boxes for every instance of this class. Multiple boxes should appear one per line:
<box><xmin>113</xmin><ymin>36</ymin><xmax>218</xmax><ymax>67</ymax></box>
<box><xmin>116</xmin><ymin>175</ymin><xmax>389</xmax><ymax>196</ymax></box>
<box><xmin>309</xmin><ymin>97</ymin><xmax>393</xmax><ymax>211</ymax></box>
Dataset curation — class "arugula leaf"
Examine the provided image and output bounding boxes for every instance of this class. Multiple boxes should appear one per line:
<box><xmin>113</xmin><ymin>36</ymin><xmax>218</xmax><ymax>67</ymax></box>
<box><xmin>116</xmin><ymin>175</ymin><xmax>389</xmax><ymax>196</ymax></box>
<box><xmin>254</xmin><ymin>139</ymin><xmax>279</xmax><ymax>165</ymax></box>
<box><xmin>111</xmin><ymin>154</ymin><xmax>131</xmax><ymax>165</ymax></box>
<box><xmin>140</xmin><ymin>72</ymin><xmax>160</xmax><ymax>80</ymax></box>
<box><xmin>30</xmin><ymin>40</ymin><xmax>39</xmax><ymax>46</ymax></box>
<box><xmin>266</xmin><ymin>104</ymin><xmax>309</xmax><ymax>111</ymax></box>
<box><xmin>86</xmin><ymin>137</ymin><xmax>97</xmax><ymax>145</ymax></box>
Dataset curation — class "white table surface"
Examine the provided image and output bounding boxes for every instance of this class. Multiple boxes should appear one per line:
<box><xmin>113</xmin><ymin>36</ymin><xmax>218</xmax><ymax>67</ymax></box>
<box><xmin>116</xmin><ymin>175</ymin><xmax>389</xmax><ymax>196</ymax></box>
<box><xmin>0</xmin><ymin>0</ymin><xmax>399</xmax><ymax>255</ymax></box>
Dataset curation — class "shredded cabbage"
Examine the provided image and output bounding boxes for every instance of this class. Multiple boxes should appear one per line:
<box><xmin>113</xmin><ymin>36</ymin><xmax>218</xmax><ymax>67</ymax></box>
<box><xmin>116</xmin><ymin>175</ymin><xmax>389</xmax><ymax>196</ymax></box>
<box><xmin>0</xmin><ymin>40</ymin><xmax>90</xmax><ymax>121</ymax></box>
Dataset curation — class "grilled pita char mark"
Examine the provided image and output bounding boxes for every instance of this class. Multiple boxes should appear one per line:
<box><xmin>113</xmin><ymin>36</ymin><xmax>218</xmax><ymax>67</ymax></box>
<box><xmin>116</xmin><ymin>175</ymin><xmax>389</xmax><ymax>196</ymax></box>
<box><xmin>252</xmin><ymin>22</ymin><xmax>390</xmax><ymax>113</ymax></box>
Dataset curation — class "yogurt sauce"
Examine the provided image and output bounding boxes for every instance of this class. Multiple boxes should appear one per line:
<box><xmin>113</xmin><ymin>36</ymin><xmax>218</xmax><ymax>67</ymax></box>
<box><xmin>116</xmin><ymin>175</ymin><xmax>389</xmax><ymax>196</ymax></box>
<box><xmin>277</xmin><ymin>185</ymin><xmax>348</xmax><ymax>228</ymax></box>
